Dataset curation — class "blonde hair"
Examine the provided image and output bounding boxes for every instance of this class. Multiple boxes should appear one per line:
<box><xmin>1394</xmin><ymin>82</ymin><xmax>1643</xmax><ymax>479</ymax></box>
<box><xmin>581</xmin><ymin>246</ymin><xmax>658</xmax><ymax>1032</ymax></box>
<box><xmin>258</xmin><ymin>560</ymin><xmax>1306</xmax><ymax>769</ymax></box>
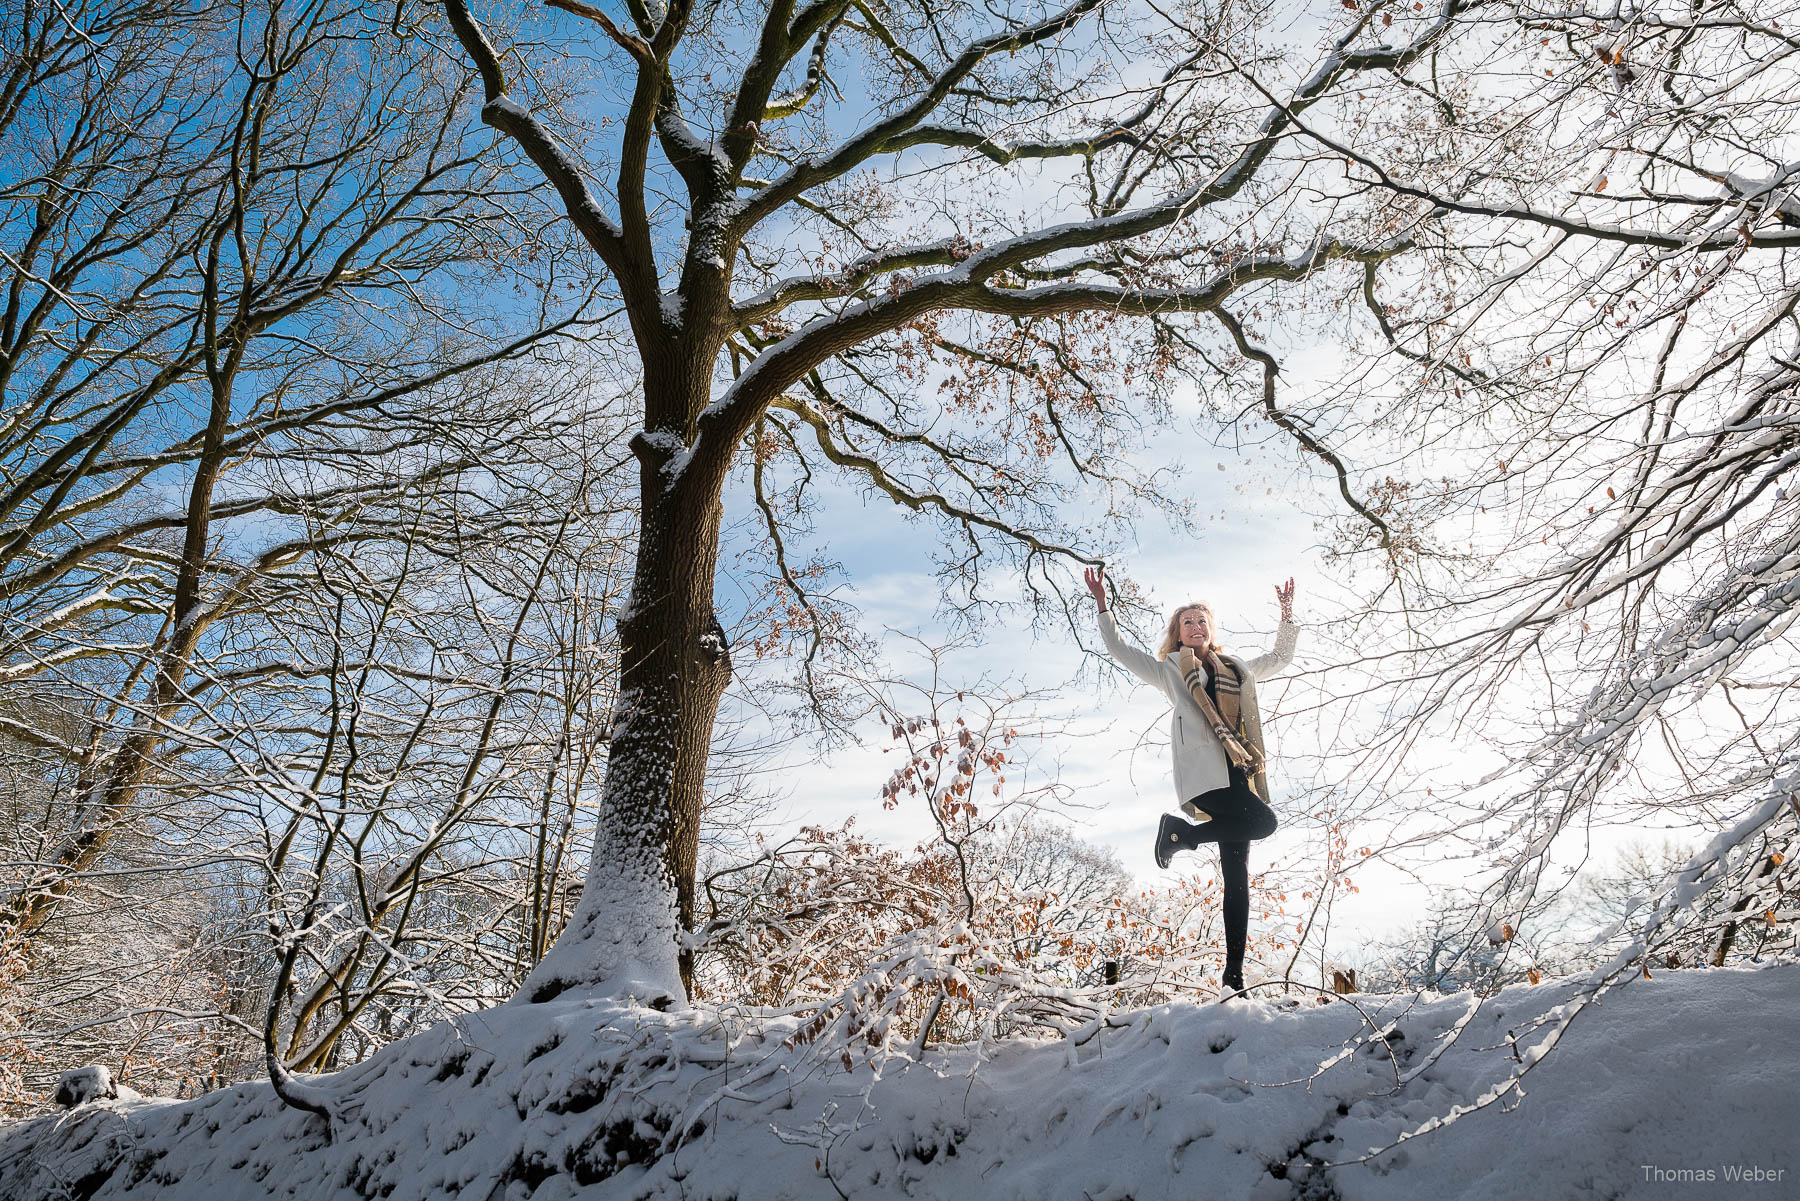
<box><xmin>1155</xmin><ymin>602</ymin><xmax>1221</xmax><ymax>660</ymax></box>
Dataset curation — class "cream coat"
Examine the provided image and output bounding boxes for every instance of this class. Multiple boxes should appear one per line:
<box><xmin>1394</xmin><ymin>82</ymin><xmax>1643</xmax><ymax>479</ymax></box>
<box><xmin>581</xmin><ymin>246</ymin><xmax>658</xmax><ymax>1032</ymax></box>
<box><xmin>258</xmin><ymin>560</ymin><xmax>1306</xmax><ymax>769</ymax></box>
<box><xmin>1098</xmin><ymin>610</ymin><xmax>1299</xmax><ymax>810</ymax></box>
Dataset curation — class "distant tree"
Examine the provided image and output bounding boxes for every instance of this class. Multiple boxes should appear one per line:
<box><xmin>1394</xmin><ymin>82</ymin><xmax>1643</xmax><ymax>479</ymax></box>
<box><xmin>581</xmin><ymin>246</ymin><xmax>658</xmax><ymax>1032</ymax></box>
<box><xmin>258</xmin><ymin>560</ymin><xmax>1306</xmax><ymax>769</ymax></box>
<box><xmin>1355</xmin><ymin>899</ymin><xmax>1559</xmax><ymax>998</ymax></box>
<box><xmin>1559</xmin><ymin>838</ymin><xmax>1787</xmax><ymax>971</ymax></box>
<box><xmin>991</xmin><ymin>819</ymin><xmax>1132</xmax><ymax>967</ymax></box>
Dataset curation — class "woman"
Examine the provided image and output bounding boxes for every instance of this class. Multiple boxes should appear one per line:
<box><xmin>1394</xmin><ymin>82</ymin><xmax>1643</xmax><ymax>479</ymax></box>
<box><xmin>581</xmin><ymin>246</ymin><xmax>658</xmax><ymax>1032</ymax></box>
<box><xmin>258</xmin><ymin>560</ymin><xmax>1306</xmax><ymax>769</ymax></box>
<box><xmin>1083</xmin><ymin>565</ymin><xmax>1299</xmax><ymax>994</ymax></box>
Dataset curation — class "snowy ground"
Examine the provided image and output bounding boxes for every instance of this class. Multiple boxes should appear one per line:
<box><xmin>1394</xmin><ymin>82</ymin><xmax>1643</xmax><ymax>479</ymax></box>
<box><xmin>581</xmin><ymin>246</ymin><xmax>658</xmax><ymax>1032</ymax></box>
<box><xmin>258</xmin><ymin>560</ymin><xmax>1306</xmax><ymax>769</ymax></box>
<box><xmin>4</xmin><ymin>960</ymin><xmax>1793</xmax><ymax>1200</ymax></box>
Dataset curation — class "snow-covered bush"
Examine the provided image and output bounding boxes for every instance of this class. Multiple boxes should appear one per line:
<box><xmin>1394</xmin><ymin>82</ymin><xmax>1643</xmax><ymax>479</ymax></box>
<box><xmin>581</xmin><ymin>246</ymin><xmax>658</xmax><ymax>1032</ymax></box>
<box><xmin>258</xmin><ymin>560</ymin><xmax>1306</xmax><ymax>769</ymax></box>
<box><xmin>691</xmin><ymin>674</ymin><xmax>1295</xmax><ymax>1070</ymax></box>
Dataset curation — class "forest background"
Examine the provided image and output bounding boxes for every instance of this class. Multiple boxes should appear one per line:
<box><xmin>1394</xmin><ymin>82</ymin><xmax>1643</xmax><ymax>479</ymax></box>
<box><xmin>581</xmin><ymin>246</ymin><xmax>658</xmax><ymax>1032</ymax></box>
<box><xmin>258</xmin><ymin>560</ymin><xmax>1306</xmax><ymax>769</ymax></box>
<box><xmin>3</xmin><ymin>0</ymin><xmax>1797</xmax><ymax>1125</ymax></box>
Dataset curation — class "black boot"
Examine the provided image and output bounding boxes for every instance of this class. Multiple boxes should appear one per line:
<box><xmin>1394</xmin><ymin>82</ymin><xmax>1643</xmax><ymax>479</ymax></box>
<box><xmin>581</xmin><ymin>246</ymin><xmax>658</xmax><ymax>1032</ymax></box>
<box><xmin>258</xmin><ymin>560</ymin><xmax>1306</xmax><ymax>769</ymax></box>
<box><xmin>1155</xmin><ymin>813</ymin><xmax>1198</xmax><ymax>869</ymax></box>
<box><xmin>1219</xmin><ymin>964</ymin><xmax>1245</xmax><ymax>998</ymax></box>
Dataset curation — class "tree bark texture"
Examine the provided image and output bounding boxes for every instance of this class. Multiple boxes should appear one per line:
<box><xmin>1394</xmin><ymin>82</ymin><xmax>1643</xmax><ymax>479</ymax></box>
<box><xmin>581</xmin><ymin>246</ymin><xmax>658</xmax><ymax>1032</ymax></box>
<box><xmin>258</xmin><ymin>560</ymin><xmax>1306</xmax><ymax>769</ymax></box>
<box><xmin>518</xmin><ymin>436</ymin><xmax>731</xmax><ymax>1004</ymax></box>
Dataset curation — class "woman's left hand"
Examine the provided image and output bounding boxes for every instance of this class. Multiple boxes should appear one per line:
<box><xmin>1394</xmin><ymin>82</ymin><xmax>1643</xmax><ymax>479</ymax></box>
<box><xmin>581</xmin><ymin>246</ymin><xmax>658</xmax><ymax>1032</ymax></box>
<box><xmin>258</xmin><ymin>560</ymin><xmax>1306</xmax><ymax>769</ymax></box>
<box><xmin>1275</xmin><ymin>577</ymin><xmax>1296</xmax><ymax>621</ymax></box>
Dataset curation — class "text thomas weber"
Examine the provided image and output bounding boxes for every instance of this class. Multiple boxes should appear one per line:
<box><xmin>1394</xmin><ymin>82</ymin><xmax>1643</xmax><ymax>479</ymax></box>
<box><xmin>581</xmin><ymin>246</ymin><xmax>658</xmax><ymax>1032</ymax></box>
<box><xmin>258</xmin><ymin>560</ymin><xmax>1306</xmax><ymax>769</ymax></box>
<box><xmin>1639</xmin><ymin>1164</ymin><xmax>1786</xmax><ymax>1185</ymax></box>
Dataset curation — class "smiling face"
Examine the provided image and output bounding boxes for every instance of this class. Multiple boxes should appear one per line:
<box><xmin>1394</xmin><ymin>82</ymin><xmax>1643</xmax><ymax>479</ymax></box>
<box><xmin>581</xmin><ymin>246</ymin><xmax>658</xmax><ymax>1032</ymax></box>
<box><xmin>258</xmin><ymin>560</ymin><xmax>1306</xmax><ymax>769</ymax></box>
<box><xmin>1176</xmin><ymin>605</ymin><xmax>1214</xmax><ymax>652</ymax></box>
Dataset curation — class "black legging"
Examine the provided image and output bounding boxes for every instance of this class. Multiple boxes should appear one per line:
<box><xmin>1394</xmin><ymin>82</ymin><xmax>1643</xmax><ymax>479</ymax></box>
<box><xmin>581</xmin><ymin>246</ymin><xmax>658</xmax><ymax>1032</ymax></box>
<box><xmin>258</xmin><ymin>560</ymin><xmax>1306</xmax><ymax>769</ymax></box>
<box><xmin>1182</xmin><ymin>766</ymin><xmax>1277</xmax><ymax>978</ymax></box>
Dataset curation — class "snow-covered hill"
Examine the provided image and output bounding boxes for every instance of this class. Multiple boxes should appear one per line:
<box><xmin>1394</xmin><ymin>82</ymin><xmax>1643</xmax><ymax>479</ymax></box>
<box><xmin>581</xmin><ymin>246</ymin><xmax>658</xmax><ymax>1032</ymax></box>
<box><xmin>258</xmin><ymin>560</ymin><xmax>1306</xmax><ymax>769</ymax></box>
<box><xmin>5</xmin><ymin>961</ymin><xmax>1791</xmax><ymax>1200</ymax></box>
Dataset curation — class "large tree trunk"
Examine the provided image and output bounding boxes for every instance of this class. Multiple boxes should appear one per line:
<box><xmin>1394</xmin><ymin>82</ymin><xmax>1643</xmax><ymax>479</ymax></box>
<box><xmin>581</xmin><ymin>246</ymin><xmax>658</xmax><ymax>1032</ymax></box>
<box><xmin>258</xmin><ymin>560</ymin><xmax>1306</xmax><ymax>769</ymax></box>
<box><xmin>516</xmin><ymin>443</ymin><xmax>731</xmax><ymax>1005</ymax></box>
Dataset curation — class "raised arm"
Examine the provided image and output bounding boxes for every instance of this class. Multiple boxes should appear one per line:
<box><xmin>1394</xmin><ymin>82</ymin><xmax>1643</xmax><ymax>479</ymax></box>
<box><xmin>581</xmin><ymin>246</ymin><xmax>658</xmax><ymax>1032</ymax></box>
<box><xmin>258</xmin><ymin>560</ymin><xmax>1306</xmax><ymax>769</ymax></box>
<box><xmin>1242</xmin><ymin>577</ymin><xmax>1300</xmax><ymax>680</ymax></box>
<box><xmin>1086</xmin><ymin>565</ymin><xmax>1165</xmax><ymax>688</ymax></box>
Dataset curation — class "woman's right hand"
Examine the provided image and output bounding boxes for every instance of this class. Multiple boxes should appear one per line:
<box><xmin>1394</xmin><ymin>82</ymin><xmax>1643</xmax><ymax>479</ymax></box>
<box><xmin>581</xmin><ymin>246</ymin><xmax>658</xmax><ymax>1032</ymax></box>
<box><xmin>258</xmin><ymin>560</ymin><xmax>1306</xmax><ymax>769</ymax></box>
<box><xmin>1083</xmin><ymin>565</ymin><xmax>1107</xmax><ymax>607</ymax></box>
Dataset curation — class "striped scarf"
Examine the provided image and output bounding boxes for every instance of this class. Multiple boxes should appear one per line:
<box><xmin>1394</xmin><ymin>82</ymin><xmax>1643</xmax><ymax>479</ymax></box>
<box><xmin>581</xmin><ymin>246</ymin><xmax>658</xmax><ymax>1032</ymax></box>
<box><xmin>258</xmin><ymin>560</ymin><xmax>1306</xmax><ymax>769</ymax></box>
<box><xmin>1178</xmin><ymin>645</ymin><xmax>1264</xmax><ymax>776</ymax></box>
